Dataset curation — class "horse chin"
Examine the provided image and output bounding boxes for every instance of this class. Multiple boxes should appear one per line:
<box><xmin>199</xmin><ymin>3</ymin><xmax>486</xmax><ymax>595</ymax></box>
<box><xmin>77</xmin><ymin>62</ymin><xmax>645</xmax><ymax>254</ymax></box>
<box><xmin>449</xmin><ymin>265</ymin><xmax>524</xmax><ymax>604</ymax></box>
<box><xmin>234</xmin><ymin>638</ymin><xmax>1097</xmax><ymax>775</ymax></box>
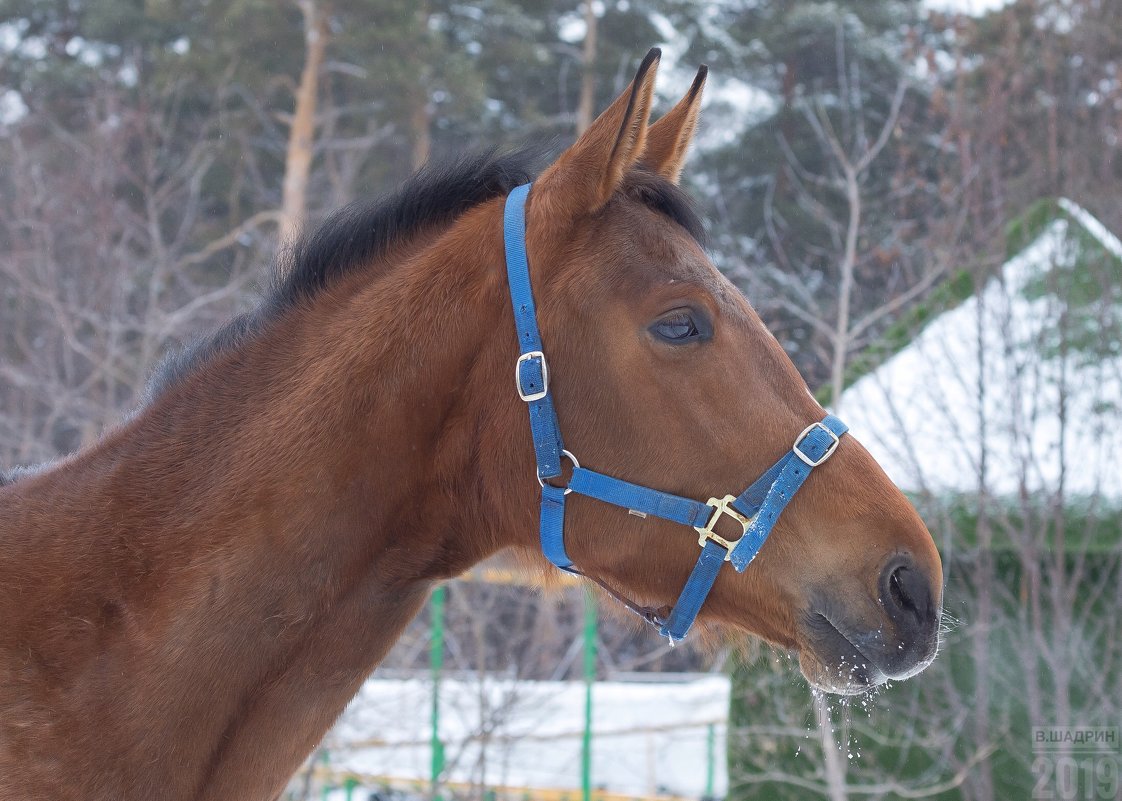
<box><xmin>795</xmin><ymin>613</ymin><xmax>889</xmax><ymax>696</ymax></box>
<box><xmin>797</xmin><ymin>648</ymin><xmax>886</xmax><ymax>696</ymax></box>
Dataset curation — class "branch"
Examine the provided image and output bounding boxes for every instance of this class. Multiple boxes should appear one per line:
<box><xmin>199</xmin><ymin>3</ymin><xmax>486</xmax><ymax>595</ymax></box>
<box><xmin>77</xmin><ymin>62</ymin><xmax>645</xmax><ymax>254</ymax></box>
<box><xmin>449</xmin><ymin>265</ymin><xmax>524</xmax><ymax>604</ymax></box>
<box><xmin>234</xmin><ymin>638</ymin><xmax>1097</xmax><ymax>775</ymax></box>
<box><xmin>847</xmin><ymin>261</ymin><xmax>948</xmax><ymax>340</ymax></box>
<box><xmin>762</xmin><ymin>175</ymin><xmax>796</xmax><ymax>274</ymax></box>
<box><xmin>775</xmin><ymin>130</ymin><xmax>842</xmax><ymax>191</ymax></box>
<box><xmin>156</xmin><ymin>272</ymin><xmax>260</xmax><ymax>339</ymax></box>
<box><xmin>176</xmin><ymin>209</ymin><xmax>282</xmax><ymax>270</ymax></box>
<box><xmin>771</xmin><ymin>297</ymin><xmax>840</xmax><ymax>343</ymax></box>
<box><xmin>851</xmin><ymin>743</ymin><xmax>998</xmax><ymax>798</ymax></box>
<box><xmin>804</xmin><ymin>97</ymin><xmax>852</xmax><ymax>175</ymax></box>
<box><xmin>855</xmin><ymin>77</ymin><xmax>909</xmax><ymax>173</ymax></box>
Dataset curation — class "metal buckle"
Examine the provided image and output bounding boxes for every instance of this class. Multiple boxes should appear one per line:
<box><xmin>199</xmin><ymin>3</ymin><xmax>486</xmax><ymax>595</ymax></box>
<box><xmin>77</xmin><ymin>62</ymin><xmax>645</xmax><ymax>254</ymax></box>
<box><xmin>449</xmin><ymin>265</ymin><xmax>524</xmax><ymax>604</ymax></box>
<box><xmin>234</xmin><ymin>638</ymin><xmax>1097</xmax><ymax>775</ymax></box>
<box><xmin>515</xmin><ymin>351</ymin><xmax>549</xmax><ymax>402</ymax></box>
<box><xmin>793</xmin><ymin>421</ymin><xmax>841</xmax><ymax>467</ymax></box>
<box><xmin>538</xmin><ymin>449</ymin><xmax>579</xmax><ymax>495</ymax></box>
<box><xmin>694</xmin><ymin>495</ymin><xmax>753</xmax><ymax>560</ymax></box>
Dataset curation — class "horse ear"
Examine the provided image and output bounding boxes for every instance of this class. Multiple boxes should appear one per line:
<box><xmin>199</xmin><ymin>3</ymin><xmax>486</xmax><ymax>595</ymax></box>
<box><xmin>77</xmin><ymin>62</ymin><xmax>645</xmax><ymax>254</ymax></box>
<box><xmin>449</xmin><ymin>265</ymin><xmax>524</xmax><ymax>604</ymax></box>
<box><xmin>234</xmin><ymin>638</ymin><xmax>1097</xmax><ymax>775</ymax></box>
<box><xmin>642</xmin><ymin>65</ymin><xmax>707</xmax><ymax>184</ymax></box>
<box><xmin>535</xmin><ymin>48</ymin><xmax>661</xmax><ymax>217</ymax></box>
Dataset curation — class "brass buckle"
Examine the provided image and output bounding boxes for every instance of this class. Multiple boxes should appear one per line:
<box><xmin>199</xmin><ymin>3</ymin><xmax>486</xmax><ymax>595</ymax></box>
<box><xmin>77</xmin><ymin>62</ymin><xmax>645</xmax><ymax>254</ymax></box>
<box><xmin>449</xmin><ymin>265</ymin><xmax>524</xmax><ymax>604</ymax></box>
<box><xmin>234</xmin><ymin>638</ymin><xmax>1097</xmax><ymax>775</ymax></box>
<box><xmin>694</xmin><ymin>495</ymin><xmax>753</xmax><ymax>560</ymax></box>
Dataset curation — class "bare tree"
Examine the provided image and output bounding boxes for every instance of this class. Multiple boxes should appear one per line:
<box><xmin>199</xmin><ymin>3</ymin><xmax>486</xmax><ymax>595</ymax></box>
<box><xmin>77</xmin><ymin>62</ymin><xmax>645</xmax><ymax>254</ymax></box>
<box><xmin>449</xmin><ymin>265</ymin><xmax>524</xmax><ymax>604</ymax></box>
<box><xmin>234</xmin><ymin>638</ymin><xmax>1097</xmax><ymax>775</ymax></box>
<box><xmin>761</xmin><ymin>33</ymin><xmax>961</xmax><ymax>410</ymax></box>
<box><xmin>0</xmin><ymin>78</ymin><xmax>276</xmax><ymax>468</ymax></box>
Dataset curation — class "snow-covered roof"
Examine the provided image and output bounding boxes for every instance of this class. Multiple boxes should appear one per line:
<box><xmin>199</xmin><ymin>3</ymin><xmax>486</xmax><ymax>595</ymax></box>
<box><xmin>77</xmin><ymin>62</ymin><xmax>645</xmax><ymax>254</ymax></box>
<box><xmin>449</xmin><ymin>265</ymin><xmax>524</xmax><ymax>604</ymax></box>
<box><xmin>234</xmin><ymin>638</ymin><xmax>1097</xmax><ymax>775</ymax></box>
<box><xmin>925</xmin><ymin>0</ymin><xmax>1014</xmax><ymax>16</ymax></box>
<box><xmin>836</xmin><ymin>199</ymin><xmax>1122</xmax><ymax>501</ymax></box>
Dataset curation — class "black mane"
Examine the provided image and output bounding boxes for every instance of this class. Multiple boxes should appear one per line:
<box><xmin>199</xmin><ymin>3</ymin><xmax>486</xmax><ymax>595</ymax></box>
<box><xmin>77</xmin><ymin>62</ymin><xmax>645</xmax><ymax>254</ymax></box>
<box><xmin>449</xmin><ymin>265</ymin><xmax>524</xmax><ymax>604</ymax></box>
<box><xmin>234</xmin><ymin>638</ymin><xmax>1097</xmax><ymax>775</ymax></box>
<box><xmin>144</xmin><ymin>147</ymin><xmax>705</xmax><ymax>401</ymax></box>
<box><xmin>145</xmin><ymin>148</ymin><xmax>543</xmax><ymax>399</ymax></box>
<box><xmin>271</xmin><ymin>148</ymin><xmax>544</xmax><ymax>310</ymax></box>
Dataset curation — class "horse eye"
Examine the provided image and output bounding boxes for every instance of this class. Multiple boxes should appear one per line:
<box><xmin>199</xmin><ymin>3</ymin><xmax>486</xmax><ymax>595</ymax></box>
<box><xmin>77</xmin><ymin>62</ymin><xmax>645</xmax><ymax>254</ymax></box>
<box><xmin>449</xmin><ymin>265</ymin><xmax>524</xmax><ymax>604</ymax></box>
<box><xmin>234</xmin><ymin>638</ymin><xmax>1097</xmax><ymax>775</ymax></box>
<box><xmin>651</xmin><ymin>311</ymin><xmax>704</xmax><ymax>343</ymax></box>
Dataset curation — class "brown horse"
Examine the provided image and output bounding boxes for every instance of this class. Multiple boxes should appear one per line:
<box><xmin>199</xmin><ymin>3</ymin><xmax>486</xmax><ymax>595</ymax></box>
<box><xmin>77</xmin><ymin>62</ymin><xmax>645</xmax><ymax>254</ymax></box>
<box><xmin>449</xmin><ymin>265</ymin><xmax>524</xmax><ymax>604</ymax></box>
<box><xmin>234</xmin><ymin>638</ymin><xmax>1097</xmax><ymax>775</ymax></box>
<box><xmin>0</xmin><ymin>50</ymin><xmax>942</xmax><ymax>800</ymax></box>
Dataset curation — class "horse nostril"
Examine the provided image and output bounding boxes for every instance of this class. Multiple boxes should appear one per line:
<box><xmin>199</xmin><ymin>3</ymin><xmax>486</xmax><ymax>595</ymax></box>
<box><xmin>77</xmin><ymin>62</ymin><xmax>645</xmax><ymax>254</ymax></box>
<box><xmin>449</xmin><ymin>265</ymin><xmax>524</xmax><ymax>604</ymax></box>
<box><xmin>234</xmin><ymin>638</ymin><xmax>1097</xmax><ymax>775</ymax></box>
<box><xmin>880</xmin><ymin>559</ymin><xmax>932</xmax><ymax>624</ymax></box>
<box><xmin>872</xmin><ymin>556</ymin><xmax>941</xmax><ymax>678</ymax></box>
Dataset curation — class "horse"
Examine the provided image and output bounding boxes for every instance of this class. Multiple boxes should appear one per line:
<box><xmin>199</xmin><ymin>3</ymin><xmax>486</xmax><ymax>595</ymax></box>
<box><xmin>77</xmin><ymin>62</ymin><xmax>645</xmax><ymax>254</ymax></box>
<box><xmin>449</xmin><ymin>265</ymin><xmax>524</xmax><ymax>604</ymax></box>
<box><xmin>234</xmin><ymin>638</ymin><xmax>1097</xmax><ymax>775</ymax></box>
<box><xmin>0</xmin><ymin>49</ymin><xmax>942</xmax><ymax>801</ymax></box>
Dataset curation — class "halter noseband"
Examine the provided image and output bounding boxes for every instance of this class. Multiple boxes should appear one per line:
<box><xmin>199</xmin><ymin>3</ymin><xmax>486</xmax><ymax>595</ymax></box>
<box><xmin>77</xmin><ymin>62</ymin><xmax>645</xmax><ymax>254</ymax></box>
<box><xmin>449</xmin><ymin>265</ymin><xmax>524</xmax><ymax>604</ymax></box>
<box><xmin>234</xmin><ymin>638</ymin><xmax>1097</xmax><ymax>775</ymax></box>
<box><xmin>503</xmin><ymin>183</ymin><xmax>848</xmax><ymax>643</ymax></box>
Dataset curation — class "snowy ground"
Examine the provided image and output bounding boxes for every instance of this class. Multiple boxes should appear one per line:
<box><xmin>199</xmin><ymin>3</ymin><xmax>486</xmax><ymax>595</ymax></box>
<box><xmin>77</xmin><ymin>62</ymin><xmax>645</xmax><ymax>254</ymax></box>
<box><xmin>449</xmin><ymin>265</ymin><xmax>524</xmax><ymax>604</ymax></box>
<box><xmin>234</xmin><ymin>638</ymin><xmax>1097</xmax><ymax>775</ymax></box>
<box><xmin>320</xmin><ymin>674</ymin><xmax>730</xmax><ymax>799</ymax></box>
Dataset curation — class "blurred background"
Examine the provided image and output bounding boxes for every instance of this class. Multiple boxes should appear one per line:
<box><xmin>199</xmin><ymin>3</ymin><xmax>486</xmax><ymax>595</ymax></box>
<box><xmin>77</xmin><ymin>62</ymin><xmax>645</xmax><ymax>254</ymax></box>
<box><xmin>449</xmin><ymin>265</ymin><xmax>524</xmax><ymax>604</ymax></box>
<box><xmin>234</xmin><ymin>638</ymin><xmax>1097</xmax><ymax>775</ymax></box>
<box><xmin>1</xmin><ymin>0</ymin><xmax>1120</xmax><ymax>799</ymax></box>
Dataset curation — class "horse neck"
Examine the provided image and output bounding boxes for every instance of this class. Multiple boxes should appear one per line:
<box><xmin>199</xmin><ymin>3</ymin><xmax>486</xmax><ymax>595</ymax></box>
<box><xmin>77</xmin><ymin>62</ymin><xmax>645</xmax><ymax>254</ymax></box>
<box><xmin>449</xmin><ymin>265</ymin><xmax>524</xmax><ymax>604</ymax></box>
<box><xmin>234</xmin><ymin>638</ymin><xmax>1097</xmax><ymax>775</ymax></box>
<box><xmin>0</xmin><ymin>206</ymin><xmax>525</xmax><ymax>800</ymax></box>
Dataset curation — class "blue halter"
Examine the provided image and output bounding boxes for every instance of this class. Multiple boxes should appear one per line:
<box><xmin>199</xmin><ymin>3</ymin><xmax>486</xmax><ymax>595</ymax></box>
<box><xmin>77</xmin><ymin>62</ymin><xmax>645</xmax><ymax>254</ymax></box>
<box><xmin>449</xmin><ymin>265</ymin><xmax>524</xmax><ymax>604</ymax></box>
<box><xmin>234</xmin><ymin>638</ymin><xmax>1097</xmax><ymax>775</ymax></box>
<box><xmin>503</xmin><ymin>183</ymin><xmax>848</xmax><ymax>642</ymax></box>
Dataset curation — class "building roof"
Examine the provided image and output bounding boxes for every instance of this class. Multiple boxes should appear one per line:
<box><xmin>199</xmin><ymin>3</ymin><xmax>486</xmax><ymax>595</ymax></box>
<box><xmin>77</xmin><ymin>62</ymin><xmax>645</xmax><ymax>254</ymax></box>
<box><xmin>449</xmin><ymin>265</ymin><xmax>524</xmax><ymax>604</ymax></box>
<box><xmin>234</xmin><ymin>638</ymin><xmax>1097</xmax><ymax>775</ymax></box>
<box><xmin>836</xmin><ymin>199</ymin><xmax>1122</xmax><ymax>502</ymax></box>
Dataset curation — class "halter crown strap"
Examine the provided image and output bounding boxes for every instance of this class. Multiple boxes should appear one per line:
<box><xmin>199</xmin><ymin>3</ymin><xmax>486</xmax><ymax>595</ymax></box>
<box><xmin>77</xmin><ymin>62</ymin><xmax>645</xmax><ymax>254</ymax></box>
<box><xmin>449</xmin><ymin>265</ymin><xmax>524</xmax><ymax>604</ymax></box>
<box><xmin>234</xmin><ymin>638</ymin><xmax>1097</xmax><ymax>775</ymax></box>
<box><xmin>505</xmin><ymin>183</ymin><xmax>564</xmax><ymax>480</ymax></box>
<box><xmin>502</xmin><ymin>183</ymin><xmax>847</xmax><ymax>642</ymax></box>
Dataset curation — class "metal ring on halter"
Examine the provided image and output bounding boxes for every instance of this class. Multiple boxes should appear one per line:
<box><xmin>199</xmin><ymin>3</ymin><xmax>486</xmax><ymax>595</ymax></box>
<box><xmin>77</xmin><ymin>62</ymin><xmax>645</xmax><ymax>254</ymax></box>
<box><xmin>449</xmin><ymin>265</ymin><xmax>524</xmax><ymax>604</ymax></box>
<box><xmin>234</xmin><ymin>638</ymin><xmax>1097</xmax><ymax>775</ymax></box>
<box><xmin>537</xmin><ymin>449</ymin><xmax>580</xmax><ymax>494</ymax></box>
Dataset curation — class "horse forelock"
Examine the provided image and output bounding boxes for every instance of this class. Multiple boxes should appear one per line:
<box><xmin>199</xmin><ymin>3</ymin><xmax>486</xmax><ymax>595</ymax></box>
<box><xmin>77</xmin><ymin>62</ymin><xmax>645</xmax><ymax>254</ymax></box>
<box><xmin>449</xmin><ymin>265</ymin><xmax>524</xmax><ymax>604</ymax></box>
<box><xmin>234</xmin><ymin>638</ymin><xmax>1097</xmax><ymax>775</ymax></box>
<box><xmin>617</xmin><ymin>168</ymin><xmax>707</xmax><ymax>247</ymax></box>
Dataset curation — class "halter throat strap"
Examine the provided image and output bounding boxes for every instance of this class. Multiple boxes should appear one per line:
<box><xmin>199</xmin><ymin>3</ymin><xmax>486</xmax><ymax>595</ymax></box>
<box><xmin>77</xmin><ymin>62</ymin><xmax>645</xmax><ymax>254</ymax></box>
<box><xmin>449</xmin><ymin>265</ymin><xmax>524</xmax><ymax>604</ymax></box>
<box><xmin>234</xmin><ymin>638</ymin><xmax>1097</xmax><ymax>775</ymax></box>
<box><xmin>503</xmin><ymin>182</ymin><xmax>848</xmax><ymax>642</ymax></box>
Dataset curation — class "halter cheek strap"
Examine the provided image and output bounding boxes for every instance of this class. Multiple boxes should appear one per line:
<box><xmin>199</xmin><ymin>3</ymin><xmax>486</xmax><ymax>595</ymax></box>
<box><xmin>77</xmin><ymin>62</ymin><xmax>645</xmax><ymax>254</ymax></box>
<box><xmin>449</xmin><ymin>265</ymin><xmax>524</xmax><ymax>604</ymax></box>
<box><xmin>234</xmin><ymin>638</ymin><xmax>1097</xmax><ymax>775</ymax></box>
<box><xmin>503</xmin><ymin>182</ymin><xmax>847</xmax><ymax>643</ymax></box>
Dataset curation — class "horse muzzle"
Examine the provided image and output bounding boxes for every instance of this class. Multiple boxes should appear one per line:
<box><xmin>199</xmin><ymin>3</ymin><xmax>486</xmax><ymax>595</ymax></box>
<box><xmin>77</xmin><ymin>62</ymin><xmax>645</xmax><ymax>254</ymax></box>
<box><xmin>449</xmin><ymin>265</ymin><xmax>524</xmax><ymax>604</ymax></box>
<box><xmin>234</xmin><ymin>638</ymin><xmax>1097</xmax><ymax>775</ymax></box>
<box><xmin>797</xmin><ymin>553</ymin><xmax>942</xmax><ymax>695</ymax></box>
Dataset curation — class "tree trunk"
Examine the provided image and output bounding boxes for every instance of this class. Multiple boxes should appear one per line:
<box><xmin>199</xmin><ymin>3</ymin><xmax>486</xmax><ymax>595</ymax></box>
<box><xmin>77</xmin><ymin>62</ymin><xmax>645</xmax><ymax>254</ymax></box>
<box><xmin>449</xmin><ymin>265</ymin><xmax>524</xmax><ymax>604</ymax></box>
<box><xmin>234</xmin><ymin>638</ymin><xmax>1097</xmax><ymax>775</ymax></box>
<box><xmin>280</xmin><ymin>0</ymin><xmax>329</xmax><ymax>247</ymax></box>
<box><xmin>409</xmin><ymin>2</ymin><xmax>433</xmax><ymax>170</ymax></box>
<box><xmin>575</xmin><ymin>1</ymin><xmax>598</xmax><ymax>136</ymax></box>
<box><xmin>828</xmin><ymin>166</ymin><xmax>859</xmax><ymax>406</ymax></box>
<box><xmin>410</xmin><ymin>88</ymin><xmax>432</xmax><ymax>171</ymax></box>
<box><xmin>971</xmin><ymin>286</ymin><xmax>995</xmax><ymax>801</ymax></box>
<box><xmin>816</xmin><ymin>695</ymin><xmax>848</xmax><ymax>801</ymax></box>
